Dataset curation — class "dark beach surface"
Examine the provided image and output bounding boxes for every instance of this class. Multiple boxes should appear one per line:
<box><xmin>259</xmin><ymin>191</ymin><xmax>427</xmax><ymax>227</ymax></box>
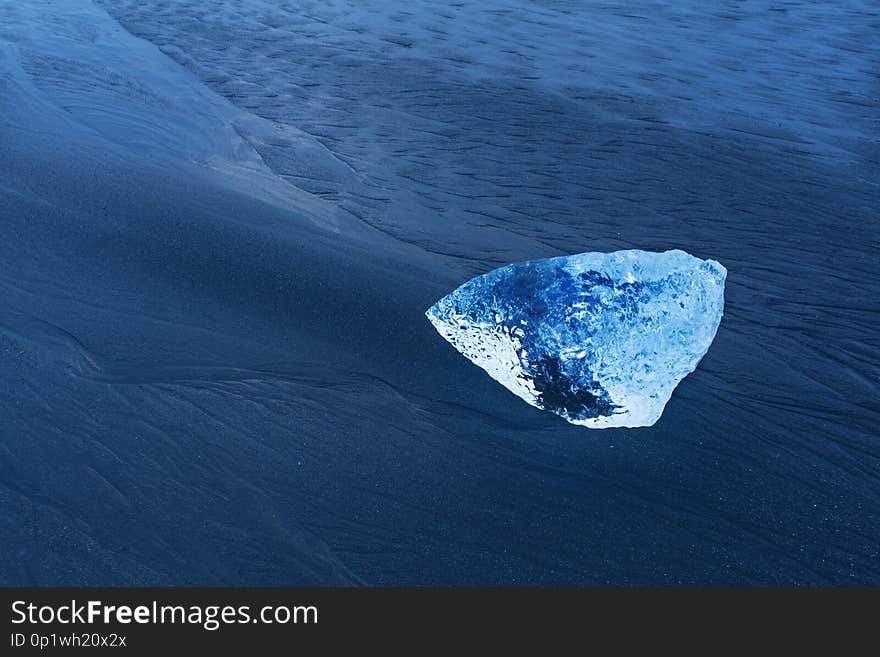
<box><xmin>0</xmin><ymin>0</ymin><xmax>877</xmax><ymax>584</ymax></box>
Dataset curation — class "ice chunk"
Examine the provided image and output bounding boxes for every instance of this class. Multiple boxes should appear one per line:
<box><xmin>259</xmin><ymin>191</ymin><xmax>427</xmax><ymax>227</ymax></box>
<box><xmin>427</xmin><ymin>249</ymin><xmax>726</xmax><ymax>428</ymax></box>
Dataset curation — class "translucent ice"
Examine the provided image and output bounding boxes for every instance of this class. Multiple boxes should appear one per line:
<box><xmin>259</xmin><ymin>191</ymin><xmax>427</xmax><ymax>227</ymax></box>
<box><xmin>427</xmin><ymin>249</ymin><xmax>726</xmax><ymax>428</ymax></box>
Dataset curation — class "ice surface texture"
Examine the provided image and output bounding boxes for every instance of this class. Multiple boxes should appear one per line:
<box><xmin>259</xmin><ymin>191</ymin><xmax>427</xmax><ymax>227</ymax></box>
<box><xmin>427</xmin><ymin>250</ymin><xmax>726</xmax><ymax>428</ymax></box>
